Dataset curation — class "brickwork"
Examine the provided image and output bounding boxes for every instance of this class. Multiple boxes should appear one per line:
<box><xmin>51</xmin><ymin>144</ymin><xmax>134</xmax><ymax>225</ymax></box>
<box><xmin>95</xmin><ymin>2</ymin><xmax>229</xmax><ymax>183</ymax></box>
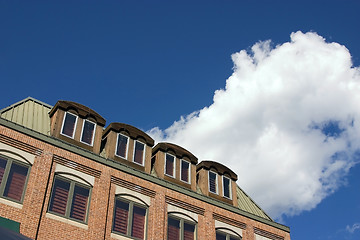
<box><xmin>0</xmin><ymin>123</ymin><xmax>290</xmax><ymax>240</ymax></box>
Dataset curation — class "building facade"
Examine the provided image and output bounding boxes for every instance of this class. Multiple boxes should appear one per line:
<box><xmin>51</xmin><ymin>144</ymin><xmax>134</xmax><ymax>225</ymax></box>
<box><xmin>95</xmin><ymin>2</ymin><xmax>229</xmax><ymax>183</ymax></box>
<box><xmin>0</xmin><ymin>97</ymin><xmax>290</xmax><ymax>240</ymax></box>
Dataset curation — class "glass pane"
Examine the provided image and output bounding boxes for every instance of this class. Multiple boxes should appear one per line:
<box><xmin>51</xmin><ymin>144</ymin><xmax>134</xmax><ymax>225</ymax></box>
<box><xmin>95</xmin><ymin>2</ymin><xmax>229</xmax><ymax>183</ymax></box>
<box><xmin>165</xmin><ymin>154</ymin><xmax>175</xmax><ymax>177</ymax></box>
<box><xmin>183</xmin><ymin>222</ymin><xmax>195</xmax><ymax>240</ymax></box>
<box><xmin>113</xmin><ymin>200</ymin><xmax>129</xmax><ymax>235</ymax></box>
<box><xmin>133</xmin><ymin>141</ymin><xmax>145</xmax><ymax>165</ymax></box>
<box><xmin>49</xmin><ymin>178</ymin><xmax>70</xmax><ymax>215</ymax></box>
<box><xmin>223</xmin><ymin>177</ymin><xmax>231</xmax><ymax>198</ymax></box>
<box><xmin>81</xmin><ymin>120</ymin><xmax>95</xmax><ymax>145</ymax></box>
<box><xmin>116</xmin><ymin>134</ymin><xmax>128</xmax><ymax>158</ymax></box>
<box><xmin>216</xmin><ymin>231</ymin><xmax>227</xmax><ymax>240</ymax></box>
<box><xmin>209</xmin><ymin>172</ymin><xmax>217</xmax><ymax>193</ymax></box>
<box><xmin>167</xmin><ymin>217</ymin><xmax>180</xmax><ymax>240</ymax></box>
<box><xmin>0</xmin><ymin>158</ymin><xmax>7</xmax><ymax>185</ymax></box>
<box><xmin>61</xmin><ymin>113</ymin><xmax>77</xmax><ymax>137</ymax></box>
<box><xmin>181</xmin><ymin>160</ymin><xmax>189</xmax><ymax>182</ymax></box>
<box><xmin>131</xmin><ymin>205</ymin><xmax>146</xmax><ymax>239</ymax></box>
<box><xmin>230</xmin><ymin>235</ymin><xmax>241</xmax><ymax>240</ymax></box>
<box><xmin>3</xmin><ymin>163</ymin><xmax>28</xmax><ymax>201</ymax></box>
<box><xmin>70</xmin><ymin>185</ymin><xmax>89</xmax><ymax>221</ymax></box>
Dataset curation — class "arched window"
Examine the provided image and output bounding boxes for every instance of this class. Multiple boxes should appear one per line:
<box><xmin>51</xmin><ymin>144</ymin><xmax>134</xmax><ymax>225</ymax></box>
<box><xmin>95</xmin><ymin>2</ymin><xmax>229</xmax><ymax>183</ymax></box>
<box><xmin>216</xmin><ymin>228</ymin><xmax>242</xmax><ymax>240</ymax></box>
<box><xmin>167</xmin><ymin>212</ymin><xmax>197</xmax><ymax>240</ymax></box>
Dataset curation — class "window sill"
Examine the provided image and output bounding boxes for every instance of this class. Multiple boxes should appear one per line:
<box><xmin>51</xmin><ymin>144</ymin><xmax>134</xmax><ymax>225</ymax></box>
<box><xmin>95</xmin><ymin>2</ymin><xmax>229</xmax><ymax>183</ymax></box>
<box><xmin>45</xmin><ymin>213</ymin><xmax>88</xmax><ymax>230</ymax></box>
<box><xmin>110</xmin><ymin>232</ymin><xmax>134</xmax><ymax>240</ymax></box>
<box><xmin>0</xmin><ymin>197</ymin><xmax>23</xmax><ymax>209</ymax></box>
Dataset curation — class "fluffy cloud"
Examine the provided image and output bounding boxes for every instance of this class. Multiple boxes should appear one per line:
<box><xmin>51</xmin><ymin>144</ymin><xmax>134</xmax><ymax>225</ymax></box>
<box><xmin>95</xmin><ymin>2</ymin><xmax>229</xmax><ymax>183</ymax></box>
<box><xmin>148</xmin><ymin>31</ymin><xmax>360</xmax><ymax>219</ymax></box>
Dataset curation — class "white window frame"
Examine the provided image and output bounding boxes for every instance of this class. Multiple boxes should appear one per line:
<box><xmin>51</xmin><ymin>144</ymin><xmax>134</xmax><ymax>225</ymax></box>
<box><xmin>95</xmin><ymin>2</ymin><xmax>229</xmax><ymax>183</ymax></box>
<box><xmin>80</xmin><ymin>119</ymin><xmax>96</xmax><ymax>146</ymax></box>
<box><xmin>180</xmin><ymin>159</ymin><xmax>191</xmax><ymax>184</ymax></box>
<box><xmin>115</xmin><ymin>133</ymin><xmax>129</xmax><ymax>159</ymax></box>
<box><xmin>208</xmin><ymin>171</ymin><xmax>218</xmax><ymax>194</ymax></box>
<box><xmin>60</xmin><ymin>112</ymin><xmax>78</xmax><ymax>139</ymax></box>
<box><xmin>132</xmin><ymin>140</ymin><xmax>146</xmax><ymax>166</ymax></box>
<box><xmin>164</xmin><ymin>153</ymin><xmax>176</xmax><ymax>178</ymax></box>
<box><xmin>222</xmin><ymin>176</ymin><xmax>232</xmax><ymax>199</ymax></box>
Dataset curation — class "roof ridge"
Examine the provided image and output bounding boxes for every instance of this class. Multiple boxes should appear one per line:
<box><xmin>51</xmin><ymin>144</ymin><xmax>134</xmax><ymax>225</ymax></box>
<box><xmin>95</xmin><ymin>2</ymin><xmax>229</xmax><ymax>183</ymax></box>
<box><xmin>0</xmin><ymin>97</ymin><xmax>53</xmax><ymax>113</ymax></box>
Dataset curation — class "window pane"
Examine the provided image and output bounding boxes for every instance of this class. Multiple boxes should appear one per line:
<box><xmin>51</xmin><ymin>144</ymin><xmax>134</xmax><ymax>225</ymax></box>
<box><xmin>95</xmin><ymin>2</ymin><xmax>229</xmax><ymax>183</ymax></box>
<box><xmin>3</xmin><ymin>163</ymin><xmax>28</xmax><ymax>201</ymax></box>
<box><xmin>81</xmin><ymin>120</ymin><xmax>95</xmax><ymax>145</ymax></box>
<box><xmin>113</xmin><ymin>200</ymin><xmax>129</xmax><ymax>235</ymax></box>
<box><xmin>131</xmin><ymin>205</ymin><xmax>146</xmax><ymax>239</ymax></box>
<box><xmin>133</xmin><ymin>141</ymin><xmax>145</xmax><ymax>165</ymax></box>
<box><xmin>209</xmin><ymin>172</ymin><xmax>217</xmax><ymax>193</ymax></box>
<box><xmin>216</xmin><ymin>232</ymin><xmax>227</xmax><ymax>240</ymax></box>
<box><xmin>230</xmin><ymin>236</ymin><xmax>241</xmax><ymax>240</ymax></box>
<box><xmin>181</xmin><ymin>160</ymin><xmax>189</xmax><ymax>183</ymax></box>
<box><xmin>0</xmin><ymin>158</ymin><xmax>7</xmax><ymax>185</ymax></box>
<box><xmin>49</xmin><ymin>179</ymin><xmax>70</xmax><ymax>216</ymax></box>
<box><xmin>116</xmin><ymin>134</ymin><xmax>128</xmax><ymax>158</ymax></box>
<box><xmin>70</xmin><ymin>185</ymin><xmax>89</xmax><ymax>221</ymax></box>
<box><xmin>183</xmin><ymin>222</ymin><xmax>195</xmax><ymax>240</ymax></box>
<box><xmin>167</xmin><ymin>217</ymin><xmax>180</xmax><ymax>240</ymax></box>
<box><xmin>223</xmin><ymin>177</ymin><xmax>231</xmax><ymax>198</ymax></box>
<box><xmin>62</xmin><ymin>113</ymin><xmax>77</xmax><ymax>137</ymax></box>
<box><xmin>165</xmin><ymin>154</ymin><xmax>175</xmax><ymax>177</ymax></box>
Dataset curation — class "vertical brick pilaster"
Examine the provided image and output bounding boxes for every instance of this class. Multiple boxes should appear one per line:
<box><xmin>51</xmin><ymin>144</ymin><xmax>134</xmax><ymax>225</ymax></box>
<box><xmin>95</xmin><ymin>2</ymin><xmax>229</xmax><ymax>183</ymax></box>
<box><xmin>200</xmin><ymin>207</ymin><xmax>215</xmax><ymax>239</ymax></box>
<box><xmin>243</xmin><ymin>224</ymin><xmax>255</xmax><ymax>240</ymax></box>
<box><xmin>149</xmin><ymin>191</ymin><xmax>166</xmax><ymax>240</ymax></box>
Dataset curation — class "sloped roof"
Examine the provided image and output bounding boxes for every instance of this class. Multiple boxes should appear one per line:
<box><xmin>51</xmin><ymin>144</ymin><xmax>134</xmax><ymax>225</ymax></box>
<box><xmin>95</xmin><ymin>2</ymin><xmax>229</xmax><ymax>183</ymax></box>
<box><xmin>0</xmin><ymin>97</ymin><xmax>52</xmax><ymax>135</ymax></box>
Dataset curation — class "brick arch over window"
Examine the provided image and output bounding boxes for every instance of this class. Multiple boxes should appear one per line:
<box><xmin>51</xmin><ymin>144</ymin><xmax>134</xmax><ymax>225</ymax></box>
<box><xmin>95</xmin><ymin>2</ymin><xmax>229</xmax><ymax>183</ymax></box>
<box><xmin>167</xmin><ymin>212</ymin><xmax>197</xmax><ymax>240</ymax></box>
<box><xmin>196</xmin><ymin>160</ymin><xmax>237</xmax><ymax>181</ymax></box>
<box><xmin>0</xmin><ymin>149</ymin><xmax>33</xmax><ymax>166</ymax></box>
<box><xmin>152</xmin><ymin>142</ymin><xmax>198</xmax><ymax>164</ymax></box>
<box><xmin>215</xmin><ymin>227</ymin><xmax>242</xmax><ymax>240</ymax></box>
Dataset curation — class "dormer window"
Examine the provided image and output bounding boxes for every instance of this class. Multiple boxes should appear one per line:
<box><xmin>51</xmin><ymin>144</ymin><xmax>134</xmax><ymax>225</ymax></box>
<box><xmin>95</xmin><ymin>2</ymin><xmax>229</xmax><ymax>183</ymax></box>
<box><xmin>81</xmin><ymin>119</ymin><xmax>96</xmax><ymax>146</ymax></box>
<box><xmin>61</xmin><ymin>112</ymin><xmax>78</xmax><ymax>138</ymax></box>
<box><xmin>116</xmin><ymin>133</ymin><xmax>129</xmax><ymax>159</ymax></box>
<box><xmin>180</xmin><ymin>159</ymin><xmax>190</xmax><ymax>183</ymax></box>
<box><xmin>133</xmin><ymin>141</ymin><xmax>145</xmax><ymax>165</ymax></box>
<box><xmin>209</xmin><ymin>171</ymin><xmax>218</xmax><ymax>194</ymax></box>
<box><xmin>165</xmin><ymin>153</ymin><xmax>175</xmax><ymax>178</ymax></box>
<box><xmin>223</xmin><ymin>176</ymin><xmax>231</xmax><ymax>199</ymax></box>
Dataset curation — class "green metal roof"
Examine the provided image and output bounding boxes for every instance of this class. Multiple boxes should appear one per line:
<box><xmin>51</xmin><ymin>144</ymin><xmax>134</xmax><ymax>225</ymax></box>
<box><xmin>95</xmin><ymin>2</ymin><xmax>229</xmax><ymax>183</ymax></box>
<box><xmin>0</xmin><ymin>97</ymin><xmax>52</xmax><ymax>136</ymax></box>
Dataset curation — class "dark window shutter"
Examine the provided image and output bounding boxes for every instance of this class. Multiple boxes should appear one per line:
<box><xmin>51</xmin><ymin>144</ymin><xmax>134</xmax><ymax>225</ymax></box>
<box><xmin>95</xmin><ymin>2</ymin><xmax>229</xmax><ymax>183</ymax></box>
<box><xmin>209</xmin><ymin>172</ymin><xmax>217</xmax><ymax>193</ymax></box>
<box><xmin>70</xmin><ymin>185</ymin><xmax>89</xmax><ymax>221</ymax></box>
<box><xmin>183</xmin><ymin>222</ymin><xmax>195</xmax><ymax>240</ymax></box>
<box><xmin>62</xmin><ymin>113</ymin><xmax>77</xmax><ymax>137</ymax></box>
<box><xmin>49</xmin><ymin>179</ymin><xmax>70</xmax><ymax>216</ymax></box>
<box><xmin>3</xmin><ymin>163</ymin><xmax>28</xmax><ymax>201</ymax></box>
<box><xmin>113</xmin><ymin>200</ymin><xmax>129</xmax><ymax>235</ymax></box>
<box><xmin>81</xmin><ymin>120</ymin><xmax>95</xmax><ymax>145</ymax></box>
<box><xmin>216</xmin><ymin>232</ymin><xmax>227</xmax><ymax>240</ymax></box>
<box><xmin>165</xmin><ymin>155</ymin><xmax>174</xmax><ymax>176</ymax></box>
<box><xmin>0</xmin><ymin>158</ymin><xmax>7</xmax><ymax>185</ymax></box>
<box><xmin>116</xmin><ymin>135</ymin><xmax>128</xmax><ymax>158</ymax></box>
<box><xmin>134</xmin><ymin>142</ymin><xmax>144</xmax><ymax>165</ymax></box>
<box><xmin>131</xmin><ymin>205</ymin><xmax>146</xmax><ymax>239</ymax></box>
<box><xmin>181</xmin><ymin>161</ymin><xmax>189</xmax><ymax>182</ymax></box>
<box><xmin>223</xmin><ymin>177</ymin><xmax>231</xmax><ymax>198</ymax></box>
<box><xmin>167</xmin><ymin>217</ymin><xmax>180</xmax><ymax>240</ymax></box>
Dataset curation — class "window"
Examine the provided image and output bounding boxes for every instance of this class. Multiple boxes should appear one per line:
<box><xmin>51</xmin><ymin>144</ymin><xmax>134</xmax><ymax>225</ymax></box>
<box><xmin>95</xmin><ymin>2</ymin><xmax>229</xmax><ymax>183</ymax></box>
<box><xmin>48</xmin><ymin>176</ymin><xmax>91</xmax><ymax>223</ymax></box>
<box><xmin>209</xmin><ymin>171</ymin><xmax>218</xmax><ymax>194</ymax></box>
<box><xmin>180</xmin><ymin>160</ymin><xmax>190</xmax><ymax>183</ymax></box>
<box><xmin>61</xmin><ymin>112</ymin><xmax>78</xmax><ymax>138</ymax></box>
<box><xmin>0</xmin><ymin>155</ymin><xmax>30</xmax><ymax>203</ymax></box>
<box><xmin>216</xmin><ymin>230</ymin><xmax>241</xmax><ymax>240</ymax></box>
<box><xmin>165</xmin><ymin>153</ymin><xmax>175</xmax><ymax>177</ymax></box>
<box><xmin>80</xmin><ymin>119</ymin><xmax>96</xmax><ymax>145</ymax></box>
<box><xmin>133</xmin><ymin>141</ymin><xmax>145</xmax><ymax>166</ymax></box>
<box><xmin>112</xmin><ymin>197</ymin><xmax>147</xmax><ymax>240</ymax></box>
<box><xmin>116</xmin><ymin>133</ymin><xmax>129</xmax><ymax>159</ymax></box>
<box><xmin>222</xmin><ymin>176</ymin><xmax>231</xmax><ymax>199</ymax></box>
<box><xmin>168</xmin><ymin>215</ymin><xmax>196</xmax><ymax>240</ymax></box>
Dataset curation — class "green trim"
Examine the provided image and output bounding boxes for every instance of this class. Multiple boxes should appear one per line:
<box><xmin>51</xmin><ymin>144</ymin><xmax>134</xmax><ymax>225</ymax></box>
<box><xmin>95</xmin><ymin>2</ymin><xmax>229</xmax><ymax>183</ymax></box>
<box><xmin>0</xmin><ymin>216</ymin><xmax>20</xmax><ymax>233</ymax></box>
<box><xmin>0</xmin><ymin>117</ymin><xmax>290</xmax><ymax>233</ymax></box>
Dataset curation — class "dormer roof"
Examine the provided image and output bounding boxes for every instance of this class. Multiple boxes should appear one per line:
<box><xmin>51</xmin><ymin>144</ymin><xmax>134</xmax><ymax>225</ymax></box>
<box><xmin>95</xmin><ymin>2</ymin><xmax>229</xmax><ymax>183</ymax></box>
<box><xmin>197</xmin><ymin>160</ymin><xmax>238</xmax><ymax>181</ymax></box>
<box><xmin>103</xmin><ymin>122</ymin><xmax>154</xmax><ymax>147</ymax></box>
<box><xmin>152</xmin><ymin>142</ymin><xmax>198</xmax><ymax>164</ymax></box>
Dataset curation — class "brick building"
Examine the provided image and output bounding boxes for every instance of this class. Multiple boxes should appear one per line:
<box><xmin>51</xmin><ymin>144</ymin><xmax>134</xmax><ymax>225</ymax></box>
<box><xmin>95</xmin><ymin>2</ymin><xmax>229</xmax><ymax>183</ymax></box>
<box><xmin>0</xmin><ymin>97</ymin><xmax>290</xmax><ymax>240</ymax></box>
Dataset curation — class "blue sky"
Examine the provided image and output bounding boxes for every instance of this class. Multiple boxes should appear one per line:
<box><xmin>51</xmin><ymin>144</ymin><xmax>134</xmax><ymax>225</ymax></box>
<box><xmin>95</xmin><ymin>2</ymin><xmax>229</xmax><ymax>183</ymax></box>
<box><xmin>1</xmin><ymin>1</ymin><xmax>360</xmax><ymax>239</ymax></box>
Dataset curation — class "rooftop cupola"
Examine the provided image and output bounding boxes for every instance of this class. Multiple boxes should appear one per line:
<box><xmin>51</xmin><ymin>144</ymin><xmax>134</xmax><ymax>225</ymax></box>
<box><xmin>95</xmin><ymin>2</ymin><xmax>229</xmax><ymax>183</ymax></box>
<box><xmin>49</xmin><ymin>100</ymin><xmax>106</xmax><ymax>154</ymax></box>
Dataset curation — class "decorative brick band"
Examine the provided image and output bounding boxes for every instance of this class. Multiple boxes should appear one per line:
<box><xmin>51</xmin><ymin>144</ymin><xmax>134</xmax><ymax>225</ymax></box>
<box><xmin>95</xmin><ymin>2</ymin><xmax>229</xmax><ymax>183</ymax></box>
<box><xmin>0</xmin><ymin>133</ymin><xmax>43</xmax><ymax>156</ymax></box>
<box><xmin>254</xmin><ymin>227</ymin><xmax>284</xmax><ymax>240</ymax></box>
<box><xmin>111</xmin><ymin>176</ymin><xmax>156</xmax><ymax>198</ymax></box>
<box><xmin>165</xmin><ymin>196</ymin><xmax>205</xmax><ymax>215</ymax></box>
<box><xmin>53</xmin><ymin>154</ymin><xmax>101</xmax><ymax>178</ymax></box>
<box><xmin>213</xmin><ymin>212</ymin><xmax>246</xmax><ymax>229</ymax></box>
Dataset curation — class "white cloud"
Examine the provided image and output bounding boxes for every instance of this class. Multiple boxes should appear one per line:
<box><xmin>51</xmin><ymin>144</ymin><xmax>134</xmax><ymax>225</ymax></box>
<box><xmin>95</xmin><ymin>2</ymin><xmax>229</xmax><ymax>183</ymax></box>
<box><xmin>346</xmin><ymin>223</ymin><xmax>360</xmax><ymax>234</ymax></box>
<box><xmin>148</xmin><ymin>31</ymin><xmax>360</xmax><ymax>219</ymax></box>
